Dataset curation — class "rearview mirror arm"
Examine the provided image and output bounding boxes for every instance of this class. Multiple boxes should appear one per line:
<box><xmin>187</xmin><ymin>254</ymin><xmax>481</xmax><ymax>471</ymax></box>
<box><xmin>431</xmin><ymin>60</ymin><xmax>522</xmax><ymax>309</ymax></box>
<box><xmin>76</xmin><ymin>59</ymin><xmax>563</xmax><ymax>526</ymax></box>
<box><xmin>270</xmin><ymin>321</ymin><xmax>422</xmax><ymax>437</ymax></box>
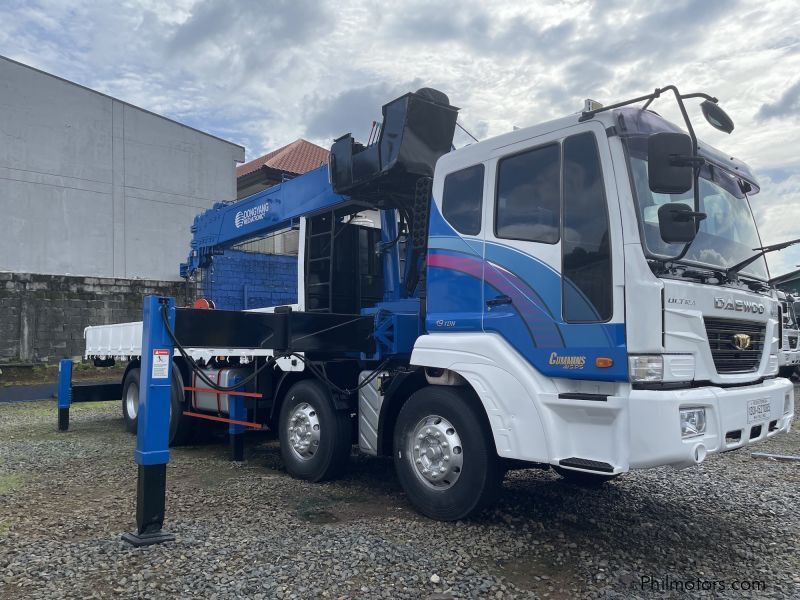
<box><xmin>581</xmin><ymin>85</ymin><xmax>714</xmax><ymax>261</ymax></box>
<box><xmin>652</xmin><ymin>87</ymin><xmax>702</xmax><ymax>261</ymax></box>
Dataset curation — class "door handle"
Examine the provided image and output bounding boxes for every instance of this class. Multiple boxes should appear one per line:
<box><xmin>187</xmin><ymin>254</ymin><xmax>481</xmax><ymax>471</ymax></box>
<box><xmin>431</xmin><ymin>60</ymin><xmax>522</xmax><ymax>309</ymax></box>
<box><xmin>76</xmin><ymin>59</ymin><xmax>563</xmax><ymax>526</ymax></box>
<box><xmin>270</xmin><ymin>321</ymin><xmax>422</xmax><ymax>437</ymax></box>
<box><xmin>486</xmin><ymin>295</ymin><xmax>512</xmax><ymax>308</ymax></box>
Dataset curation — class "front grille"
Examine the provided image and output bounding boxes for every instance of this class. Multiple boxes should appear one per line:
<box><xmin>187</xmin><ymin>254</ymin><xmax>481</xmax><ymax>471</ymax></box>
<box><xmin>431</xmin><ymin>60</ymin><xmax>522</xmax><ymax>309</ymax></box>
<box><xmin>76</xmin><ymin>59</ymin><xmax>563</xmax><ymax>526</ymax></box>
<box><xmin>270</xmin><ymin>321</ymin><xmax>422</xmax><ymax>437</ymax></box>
<box><xmin>790</xmin><ymin>336</ymin><xmax>798</xmax><ymax>349</ymax></box>
<box><xmin>704</xmin><ymin>318</ymin><xmax>765</xmax><ymax>374</ymax></box>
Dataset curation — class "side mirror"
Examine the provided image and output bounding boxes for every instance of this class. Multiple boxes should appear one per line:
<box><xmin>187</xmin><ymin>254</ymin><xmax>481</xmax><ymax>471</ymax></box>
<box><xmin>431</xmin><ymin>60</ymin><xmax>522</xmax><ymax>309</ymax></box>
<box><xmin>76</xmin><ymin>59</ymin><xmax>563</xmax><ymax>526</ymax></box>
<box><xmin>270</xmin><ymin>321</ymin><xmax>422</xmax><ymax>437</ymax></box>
<box><xmin>648</xmin><ymin>132</ymin><xmax>693</xmax><ymax>194</ymax></box>
<box><xmin>657</xmin><ymin>203</ymin><xmax>706</xmax><ymax>244</ymax></box>
<box><xmin>700</xmin><ymin>100</ymin><xmax>734</xmax><ymax>134</ymax></box>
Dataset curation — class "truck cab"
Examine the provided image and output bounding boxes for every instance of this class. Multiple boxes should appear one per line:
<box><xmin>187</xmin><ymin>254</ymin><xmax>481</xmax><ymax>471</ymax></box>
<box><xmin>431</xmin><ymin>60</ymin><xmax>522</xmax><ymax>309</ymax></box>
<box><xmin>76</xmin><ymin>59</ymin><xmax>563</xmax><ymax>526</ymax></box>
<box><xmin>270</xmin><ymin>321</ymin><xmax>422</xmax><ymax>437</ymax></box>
<box><xmin>416</xmin><ymin>101</ymin><xmax>793</xmax><ymax>480</ymax></box>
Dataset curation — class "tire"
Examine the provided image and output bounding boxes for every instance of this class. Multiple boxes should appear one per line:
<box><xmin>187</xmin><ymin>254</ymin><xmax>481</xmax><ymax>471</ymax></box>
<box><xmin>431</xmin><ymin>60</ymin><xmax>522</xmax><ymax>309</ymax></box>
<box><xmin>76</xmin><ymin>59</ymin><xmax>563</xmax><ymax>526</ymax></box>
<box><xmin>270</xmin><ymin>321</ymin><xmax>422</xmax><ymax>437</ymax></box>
<box><xmin>553</xmin><ymin>466</ymin><xmax>619</xmax><ymax>486</ymax></box>
<box><xmin>393</xmin><ymin>386</ymin><xmax>503</xmax><ymax>521</ymax></box>
<box><xmin>119</xmin><ymin>365</ymin><xmax>193</xmax><ymax>446</ymax></box>
<box><xmin>168</xmin><ymin>366</ymin><xmax>193</xmax><ymax>446</ymax></box>
<box><xmin>121</xmin><ymin>368</ymin><xmax>140</xmax><ymax>434</ymax></box>
<box><xmin>278</xmin><ymin>379</ymin><xmax>351</xmax><ymax>482</ymax></box>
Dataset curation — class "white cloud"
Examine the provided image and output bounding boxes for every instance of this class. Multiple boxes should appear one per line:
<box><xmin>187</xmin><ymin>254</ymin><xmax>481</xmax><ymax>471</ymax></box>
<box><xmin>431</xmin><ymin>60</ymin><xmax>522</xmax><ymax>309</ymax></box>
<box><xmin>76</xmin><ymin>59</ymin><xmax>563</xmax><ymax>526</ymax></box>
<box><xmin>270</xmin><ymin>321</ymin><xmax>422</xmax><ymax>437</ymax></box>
<box><xmin>752</xmin><ymin>172</ymin><xmax>800</xmax><ymax>276</ymax></box>
<box><xmin>1</xmin><ymin>0</ymin><xmax>799</xmax><ymax>274</ymax></box>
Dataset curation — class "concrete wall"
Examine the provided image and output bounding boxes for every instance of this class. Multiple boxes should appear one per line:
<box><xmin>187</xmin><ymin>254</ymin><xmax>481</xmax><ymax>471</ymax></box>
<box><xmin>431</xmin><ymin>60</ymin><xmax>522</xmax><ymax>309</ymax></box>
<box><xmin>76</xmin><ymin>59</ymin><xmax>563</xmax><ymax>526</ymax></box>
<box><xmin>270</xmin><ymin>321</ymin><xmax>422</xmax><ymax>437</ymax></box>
<box><xmin>0</xmin><ymin>56</ymin><xmax>244</xmax><ymax>281</ymax></box>
<box><xmin>204</xmin><ymin>251</ymin><xmax>297</xmax><ymax>311</ymax></box>
<box><xmin>0</xmin><ymin>272</ymin><xmax>193</xmax><ymax>363</ymax></box>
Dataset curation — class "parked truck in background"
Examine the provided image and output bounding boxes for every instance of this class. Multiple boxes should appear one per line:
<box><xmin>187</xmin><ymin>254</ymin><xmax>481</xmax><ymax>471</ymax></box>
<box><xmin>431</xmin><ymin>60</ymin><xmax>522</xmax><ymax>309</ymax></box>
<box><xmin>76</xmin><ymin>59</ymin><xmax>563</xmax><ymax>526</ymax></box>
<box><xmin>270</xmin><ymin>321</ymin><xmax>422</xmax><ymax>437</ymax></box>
<box><xmin>776</xmin><ymin>289</ymin><xmax>800</xmax><ymax>378</ymax></box>
<box><xmin>84</xmin><ymin>85</ymin><xmax>795</xmax><ymax>520</ymax></box>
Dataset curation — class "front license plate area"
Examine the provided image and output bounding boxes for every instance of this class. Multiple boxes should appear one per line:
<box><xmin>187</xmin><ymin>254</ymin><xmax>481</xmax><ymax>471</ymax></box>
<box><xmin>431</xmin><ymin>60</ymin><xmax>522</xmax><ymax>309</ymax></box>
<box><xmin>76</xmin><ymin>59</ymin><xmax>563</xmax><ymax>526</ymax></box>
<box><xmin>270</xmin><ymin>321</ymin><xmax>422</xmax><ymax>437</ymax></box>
<box><xmin>747</xmin><ymin>398</ymin><xmax>771</xmax><ymax>424</ymax></box>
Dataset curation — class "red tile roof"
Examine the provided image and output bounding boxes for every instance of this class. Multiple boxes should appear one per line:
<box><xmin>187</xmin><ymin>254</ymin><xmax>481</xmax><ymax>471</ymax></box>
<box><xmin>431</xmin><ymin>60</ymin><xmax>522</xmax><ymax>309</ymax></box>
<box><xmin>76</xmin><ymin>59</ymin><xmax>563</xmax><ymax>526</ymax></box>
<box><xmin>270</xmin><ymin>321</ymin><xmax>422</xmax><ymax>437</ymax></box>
<box><xmin>237</xmin><ymin>139</ymin><xmax>329</xmax><ymax>179</ymax></box>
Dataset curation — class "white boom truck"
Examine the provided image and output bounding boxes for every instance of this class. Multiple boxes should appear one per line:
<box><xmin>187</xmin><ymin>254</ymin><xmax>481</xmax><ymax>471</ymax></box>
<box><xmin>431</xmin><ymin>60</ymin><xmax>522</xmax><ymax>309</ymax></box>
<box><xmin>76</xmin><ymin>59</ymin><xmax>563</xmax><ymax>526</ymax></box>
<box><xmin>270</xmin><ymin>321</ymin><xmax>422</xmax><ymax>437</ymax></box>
<box><xmin>84</xmin><ymin>85</ymin><xmax>795</xmax><ymax>520</ymax></box>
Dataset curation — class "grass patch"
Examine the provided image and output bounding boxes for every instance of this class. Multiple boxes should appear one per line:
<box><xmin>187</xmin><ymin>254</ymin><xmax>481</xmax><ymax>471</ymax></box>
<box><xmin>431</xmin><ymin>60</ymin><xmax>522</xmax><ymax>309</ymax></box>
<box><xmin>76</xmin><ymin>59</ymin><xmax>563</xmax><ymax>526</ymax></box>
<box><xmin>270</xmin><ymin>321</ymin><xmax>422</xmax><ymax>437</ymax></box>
<box><xmin>0</xmin><ymin>362</ymin><xmax>126</xmax><ymax>387</ymax></box>
<box><xmin>0</xmin><ymin>473</ymin><xmax>25</xmax><ymax>495</ymax></box>
<box><xmin>1</xmin><ymin>399</ymin><xmax>119</xmax><ymax>419</ymax></box>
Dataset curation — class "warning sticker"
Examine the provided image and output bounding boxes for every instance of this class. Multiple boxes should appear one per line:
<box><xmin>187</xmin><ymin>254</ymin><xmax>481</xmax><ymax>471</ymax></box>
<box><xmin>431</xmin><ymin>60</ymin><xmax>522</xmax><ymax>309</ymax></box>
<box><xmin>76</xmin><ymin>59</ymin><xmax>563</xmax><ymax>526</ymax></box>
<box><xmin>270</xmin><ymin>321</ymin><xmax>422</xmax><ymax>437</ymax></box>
<box><xmin>152</xmin><ymin>349</ymin><xmax>170</xmax><ymax>379</ymax></box>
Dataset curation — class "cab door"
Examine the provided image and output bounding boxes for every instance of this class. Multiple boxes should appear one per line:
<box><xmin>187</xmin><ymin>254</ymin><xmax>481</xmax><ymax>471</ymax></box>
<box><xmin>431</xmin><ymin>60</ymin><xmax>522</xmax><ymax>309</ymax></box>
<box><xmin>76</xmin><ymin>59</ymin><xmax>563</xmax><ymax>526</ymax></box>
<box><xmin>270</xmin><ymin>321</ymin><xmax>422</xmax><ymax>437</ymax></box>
<box><xmin>426</xmin><ymin>162</ymin><xmax>487</xmax><ymax>333</ymax></box>
<box><xmin>482</xmin><ymin>124</ymin><xmax>626</xmax><ymax>381</ymax></box>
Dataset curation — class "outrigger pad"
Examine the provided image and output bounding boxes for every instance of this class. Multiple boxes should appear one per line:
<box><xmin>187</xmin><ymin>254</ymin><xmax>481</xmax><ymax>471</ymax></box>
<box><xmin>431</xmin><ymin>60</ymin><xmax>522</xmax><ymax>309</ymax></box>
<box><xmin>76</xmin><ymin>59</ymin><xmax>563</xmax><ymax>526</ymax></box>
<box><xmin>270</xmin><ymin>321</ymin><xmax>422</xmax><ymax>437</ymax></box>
<box><xmin>121</xmin><ymin>530</ymin><xmax>175</xmax><ymax>547</ymax></box>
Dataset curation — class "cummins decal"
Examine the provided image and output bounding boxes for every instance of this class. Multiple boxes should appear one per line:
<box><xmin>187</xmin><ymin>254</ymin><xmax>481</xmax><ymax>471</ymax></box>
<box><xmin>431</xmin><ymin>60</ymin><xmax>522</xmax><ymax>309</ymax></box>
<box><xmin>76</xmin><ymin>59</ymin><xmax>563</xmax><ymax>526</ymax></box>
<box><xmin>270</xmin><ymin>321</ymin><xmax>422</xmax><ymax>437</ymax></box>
<box><xmin>713</xmin><ymin>297</ymin><xmax>766</xmax><ymax>314</ymax></box>
<box><xmin>548</xmin><ymin>352</ymin><xmax>586</xmax><ymax>369</ymax></box>
<box><xmin>234</xmin><ymin>203</ymin><xmax>270</xmax><ymax>228</ymax></box>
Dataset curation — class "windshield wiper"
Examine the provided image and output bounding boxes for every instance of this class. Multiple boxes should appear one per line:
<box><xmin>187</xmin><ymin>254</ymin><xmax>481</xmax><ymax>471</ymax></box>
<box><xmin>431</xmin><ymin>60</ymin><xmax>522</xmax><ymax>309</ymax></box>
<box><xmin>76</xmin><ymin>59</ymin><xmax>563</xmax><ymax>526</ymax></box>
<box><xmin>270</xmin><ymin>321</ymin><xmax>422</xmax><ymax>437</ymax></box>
<box><xmin>726</xmin><ymin>237</ymin><xmax>800</xmax><ymax>279</ymax></box>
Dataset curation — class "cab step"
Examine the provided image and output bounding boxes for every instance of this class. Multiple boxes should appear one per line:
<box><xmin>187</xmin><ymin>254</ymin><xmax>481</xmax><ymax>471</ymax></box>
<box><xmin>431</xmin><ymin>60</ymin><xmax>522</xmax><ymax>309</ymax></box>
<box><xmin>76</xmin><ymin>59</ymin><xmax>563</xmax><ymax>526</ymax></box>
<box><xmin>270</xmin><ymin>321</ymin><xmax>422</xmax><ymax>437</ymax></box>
<box><xmin>558</xmin><ymin>457</ymin><xmax>615</xmax><ymax>473</ymax></box>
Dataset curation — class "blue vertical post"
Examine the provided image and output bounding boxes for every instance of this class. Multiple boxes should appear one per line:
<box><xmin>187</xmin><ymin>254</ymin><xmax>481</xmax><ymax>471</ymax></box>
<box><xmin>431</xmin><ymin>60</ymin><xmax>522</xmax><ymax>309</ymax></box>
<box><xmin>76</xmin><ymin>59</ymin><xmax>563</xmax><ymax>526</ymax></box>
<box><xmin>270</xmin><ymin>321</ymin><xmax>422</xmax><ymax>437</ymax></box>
<box><xmin>229</xmin><ymin>392</ymin><xmax>246</xmax><ymax>462</ymax></box>
<box><xmin>57</xmin><ymin>359</ymin><xmax>73</xmax><ymax>431</ymax></box>
<box><xmin>122</xmin><ymin>295</ymin><xmax>176</xmax><ymax>547</ymax></box>
<box><xmin>380</xmin><ymin>209</ymin><xmax>402</xmax><ymax>301</ymax></box>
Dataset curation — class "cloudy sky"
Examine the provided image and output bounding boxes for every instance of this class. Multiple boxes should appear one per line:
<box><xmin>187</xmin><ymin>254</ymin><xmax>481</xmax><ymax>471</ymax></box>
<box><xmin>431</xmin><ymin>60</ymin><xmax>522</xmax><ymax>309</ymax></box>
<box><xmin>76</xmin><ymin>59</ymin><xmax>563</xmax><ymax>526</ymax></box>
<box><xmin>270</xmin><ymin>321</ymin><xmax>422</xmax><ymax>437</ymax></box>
<box><xmin>2</xmin><ymin>0</ymin><xmax>800</xmax><ymax>275</ymax></box>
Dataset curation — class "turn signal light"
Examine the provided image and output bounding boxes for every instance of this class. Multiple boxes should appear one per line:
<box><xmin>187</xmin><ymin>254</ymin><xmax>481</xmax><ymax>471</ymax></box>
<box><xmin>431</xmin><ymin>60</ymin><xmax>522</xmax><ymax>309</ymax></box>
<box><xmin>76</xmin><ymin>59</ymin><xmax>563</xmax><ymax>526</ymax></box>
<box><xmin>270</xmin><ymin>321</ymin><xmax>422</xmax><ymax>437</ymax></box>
<box><xmin>595</xmin><ymin>357</ymin><xmax>614</xmax><ymax>368</ymax></box>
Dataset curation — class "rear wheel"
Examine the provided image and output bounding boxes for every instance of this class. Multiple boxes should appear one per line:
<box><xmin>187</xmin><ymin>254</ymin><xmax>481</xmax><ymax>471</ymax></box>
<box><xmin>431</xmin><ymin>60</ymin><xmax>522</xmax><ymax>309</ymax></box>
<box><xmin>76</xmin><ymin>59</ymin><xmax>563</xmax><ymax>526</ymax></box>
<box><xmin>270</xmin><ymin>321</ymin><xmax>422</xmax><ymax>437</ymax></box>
<box><xmin>394</xmin><ymin>385</ymin><xmax>503</xmax><ymax>520</ymax></box>
<box><xmin>121</xmin><ymin>368</ymin><xmax>140</xmax><ymax>433</ymax></box>
<box><xmin>279</xmin><ymin>379</ymin><xmax>352</xmax><ymax>482</ymax></box>
<box><xmin>168</xmin><ymin>366</ymin><xmax>193</xmax><ymax>446</ymax></box>
<box><xmin>553</xmin><ymin>466</ymin><xmax>619</xmax><ymax>486</ymax></box>
<box><xmin>119</xmin><ymin>365</ymin><xmax>193</xmax><ymax>446</ymax></box>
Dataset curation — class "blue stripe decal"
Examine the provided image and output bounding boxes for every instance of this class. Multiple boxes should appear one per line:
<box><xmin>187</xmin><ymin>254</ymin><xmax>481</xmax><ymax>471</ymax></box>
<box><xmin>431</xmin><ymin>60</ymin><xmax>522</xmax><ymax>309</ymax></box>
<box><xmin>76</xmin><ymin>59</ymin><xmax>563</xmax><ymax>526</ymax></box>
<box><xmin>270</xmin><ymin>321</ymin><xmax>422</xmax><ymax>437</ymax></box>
<box><xmin>426</xmin><ymin>202</ymin><xmax>627</xmax><ymax>381</ymax></box>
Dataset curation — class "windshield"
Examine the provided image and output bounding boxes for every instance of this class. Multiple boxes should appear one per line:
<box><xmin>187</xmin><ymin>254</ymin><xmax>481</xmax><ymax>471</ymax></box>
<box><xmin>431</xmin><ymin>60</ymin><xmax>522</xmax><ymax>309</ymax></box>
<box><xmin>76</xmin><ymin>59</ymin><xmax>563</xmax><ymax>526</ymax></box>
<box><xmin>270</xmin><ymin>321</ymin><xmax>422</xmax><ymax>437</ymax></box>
<box><xmin>627</xmin><ymin>155</ymin><xmax>768</xmax><ymax>280</ymax></box>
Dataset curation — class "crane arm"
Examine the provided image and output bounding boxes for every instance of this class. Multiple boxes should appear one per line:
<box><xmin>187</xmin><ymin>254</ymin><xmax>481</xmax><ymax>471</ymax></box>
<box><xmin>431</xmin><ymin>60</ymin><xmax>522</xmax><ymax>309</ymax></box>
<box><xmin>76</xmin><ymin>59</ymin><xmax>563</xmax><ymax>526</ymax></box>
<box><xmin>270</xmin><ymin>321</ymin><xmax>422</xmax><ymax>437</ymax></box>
<box><xmin>180</xmin><ymin>166</ymin><xmax>350</xmax><ymax>277</ymax></box>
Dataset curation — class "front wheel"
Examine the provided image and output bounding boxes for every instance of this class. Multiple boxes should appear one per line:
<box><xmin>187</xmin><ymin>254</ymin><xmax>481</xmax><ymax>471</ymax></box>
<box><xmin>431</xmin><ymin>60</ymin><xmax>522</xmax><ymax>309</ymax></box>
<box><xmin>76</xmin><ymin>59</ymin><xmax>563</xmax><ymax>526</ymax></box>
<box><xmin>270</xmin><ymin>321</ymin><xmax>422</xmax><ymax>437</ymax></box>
<box><xmin>393</xmin><ymin>386</ymin><xmax>503</xmax><ymax>520</ymax></box>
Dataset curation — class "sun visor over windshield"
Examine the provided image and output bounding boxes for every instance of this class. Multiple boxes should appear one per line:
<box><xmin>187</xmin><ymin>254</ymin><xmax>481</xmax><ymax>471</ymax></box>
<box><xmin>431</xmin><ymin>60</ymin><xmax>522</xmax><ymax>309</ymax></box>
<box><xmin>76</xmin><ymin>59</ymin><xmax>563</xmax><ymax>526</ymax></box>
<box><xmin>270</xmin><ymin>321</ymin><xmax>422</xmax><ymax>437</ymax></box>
<box><xmin>615</xmin><ymin>107</ymin><xmax>760</xmax><ymax>194</ymax></box>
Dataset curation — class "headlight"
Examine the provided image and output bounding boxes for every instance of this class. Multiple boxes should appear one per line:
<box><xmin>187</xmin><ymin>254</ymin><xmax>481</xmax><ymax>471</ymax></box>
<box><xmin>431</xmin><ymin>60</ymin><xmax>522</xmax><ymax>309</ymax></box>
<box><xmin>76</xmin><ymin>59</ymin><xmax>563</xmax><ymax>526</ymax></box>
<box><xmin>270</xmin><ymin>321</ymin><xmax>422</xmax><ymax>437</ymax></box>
<box><xmin>786</xmin><ymin>392</ymin><xmax>794</xmax><ymax>415</ymax></box>
<box><xmin>629</xmin><ymin>355</ymin><xmax>663</xmax><ymax>382</ymax></box>
<box><xmin>680</xmin><ymin>408</ymin><xmax>706</xmax><ymax>438</ymax></box>
<box><xmin>766</xmin><ymin>354</ymin><xmax>778</xmax><ymax>376</ymax></box>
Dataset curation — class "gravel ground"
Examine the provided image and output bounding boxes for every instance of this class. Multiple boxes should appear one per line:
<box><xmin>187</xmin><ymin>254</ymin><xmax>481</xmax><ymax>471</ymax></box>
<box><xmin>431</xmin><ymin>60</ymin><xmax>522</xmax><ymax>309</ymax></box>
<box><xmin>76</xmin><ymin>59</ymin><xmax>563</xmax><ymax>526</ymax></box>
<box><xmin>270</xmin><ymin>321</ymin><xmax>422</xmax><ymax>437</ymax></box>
<box><xmin>1</xmin><ymin>393</ymin><xmax>798</xmax><ymax>599</ymax></box>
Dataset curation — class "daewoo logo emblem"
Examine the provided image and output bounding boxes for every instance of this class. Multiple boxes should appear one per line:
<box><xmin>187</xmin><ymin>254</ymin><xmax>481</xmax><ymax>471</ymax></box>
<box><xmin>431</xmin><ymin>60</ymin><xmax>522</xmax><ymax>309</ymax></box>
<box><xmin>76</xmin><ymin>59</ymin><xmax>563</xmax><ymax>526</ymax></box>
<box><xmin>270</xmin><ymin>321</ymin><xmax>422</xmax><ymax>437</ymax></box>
<box><xmin>713</xmin><ymin>297</ymin><xmax>765</xmax><ymax>314</ymax></box>
<box><xmin>731</xmin><ymin>333</ymin><xmax>752</xmax><ymax>351</ymax></box>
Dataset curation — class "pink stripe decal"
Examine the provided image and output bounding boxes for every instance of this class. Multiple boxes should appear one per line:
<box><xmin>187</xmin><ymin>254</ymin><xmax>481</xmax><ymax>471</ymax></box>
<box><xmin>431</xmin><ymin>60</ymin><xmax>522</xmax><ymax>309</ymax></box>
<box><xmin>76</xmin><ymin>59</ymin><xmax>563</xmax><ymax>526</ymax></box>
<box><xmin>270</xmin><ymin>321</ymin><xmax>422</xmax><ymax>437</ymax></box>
<box><xmin>428</xmin><ymin>252</ymin><xmax>564</xmax><ymax>347</ymax></box>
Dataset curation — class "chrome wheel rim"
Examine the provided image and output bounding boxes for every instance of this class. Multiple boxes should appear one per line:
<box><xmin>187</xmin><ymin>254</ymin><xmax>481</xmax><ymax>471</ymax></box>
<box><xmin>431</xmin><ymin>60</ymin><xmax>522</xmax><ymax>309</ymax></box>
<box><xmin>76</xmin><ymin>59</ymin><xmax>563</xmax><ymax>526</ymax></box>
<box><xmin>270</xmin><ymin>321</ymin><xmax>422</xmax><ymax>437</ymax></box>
<box><xmin>408</xmin><ymin>415</ymin><xmax>463</xmax><ymax>490</ymax></box>
<box><xmin>287</xmin><ymin>402</ymin><xmax>321</xmax><ymax>460</ymax></box>
<box><xmin>125</xmin><ymin>382</ymin><xmax>139</xmax><ymax>420</ymax></box>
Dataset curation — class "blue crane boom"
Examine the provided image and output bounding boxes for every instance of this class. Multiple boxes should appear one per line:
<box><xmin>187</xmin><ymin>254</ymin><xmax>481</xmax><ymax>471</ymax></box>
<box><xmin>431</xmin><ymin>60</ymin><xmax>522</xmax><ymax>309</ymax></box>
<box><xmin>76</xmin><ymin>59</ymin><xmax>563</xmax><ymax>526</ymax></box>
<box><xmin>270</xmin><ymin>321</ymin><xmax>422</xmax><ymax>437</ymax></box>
<box><xmin>180</xmin><ymin>165</ymin><xmax>347</xmax><ymax>278</ymax></box>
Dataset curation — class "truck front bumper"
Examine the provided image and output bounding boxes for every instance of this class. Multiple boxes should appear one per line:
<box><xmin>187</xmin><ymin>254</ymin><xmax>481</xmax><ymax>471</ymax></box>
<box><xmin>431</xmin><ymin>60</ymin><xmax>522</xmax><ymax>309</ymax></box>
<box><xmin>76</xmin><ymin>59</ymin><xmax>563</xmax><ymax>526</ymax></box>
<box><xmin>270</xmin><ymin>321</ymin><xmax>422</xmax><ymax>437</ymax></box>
<box><xmin>628</xmin><ymin>377</ymin><xmax>794</xmax><ymax>469</ymax></box>
<box><xmin>778</xmin><ymin>350</ymin><xmax>800</xmax><ymax>367</ymax></box>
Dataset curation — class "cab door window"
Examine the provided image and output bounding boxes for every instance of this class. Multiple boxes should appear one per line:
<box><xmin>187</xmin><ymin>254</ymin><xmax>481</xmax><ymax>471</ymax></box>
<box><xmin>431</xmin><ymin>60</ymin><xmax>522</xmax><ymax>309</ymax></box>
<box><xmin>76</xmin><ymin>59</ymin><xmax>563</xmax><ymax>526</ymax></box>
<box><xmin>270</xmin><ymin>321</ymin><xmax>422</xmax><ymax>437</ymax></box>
<box><xmin>562</xmin><ymin>132</ymin><xmax>612</xmax><ymax>322</ymax></box>
<box><xmin>442</xmin><ymin>164</ymin><xmax>484</xmax><ymax>235</ymax></box>
<box><xmin>495</xmin><ymin>144</ymin><xmax>560</xmax><ymax>244</ymax></box>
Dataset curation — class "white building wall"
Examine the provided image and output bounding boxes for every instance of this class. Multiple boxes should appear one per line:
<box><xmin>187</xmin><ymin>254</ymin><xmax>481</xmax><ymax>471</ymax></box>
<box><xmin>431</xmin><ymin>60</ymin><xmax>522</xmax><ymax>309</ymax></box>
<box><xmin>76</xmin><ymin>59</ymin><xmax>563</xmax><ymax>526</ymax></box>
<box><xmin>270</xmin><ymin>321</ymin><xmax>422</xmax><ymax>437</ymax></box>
<box><xmin>0</xmin><ymin>56</ymin><xmax>244</xmax><ymax>281</ymax></box>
